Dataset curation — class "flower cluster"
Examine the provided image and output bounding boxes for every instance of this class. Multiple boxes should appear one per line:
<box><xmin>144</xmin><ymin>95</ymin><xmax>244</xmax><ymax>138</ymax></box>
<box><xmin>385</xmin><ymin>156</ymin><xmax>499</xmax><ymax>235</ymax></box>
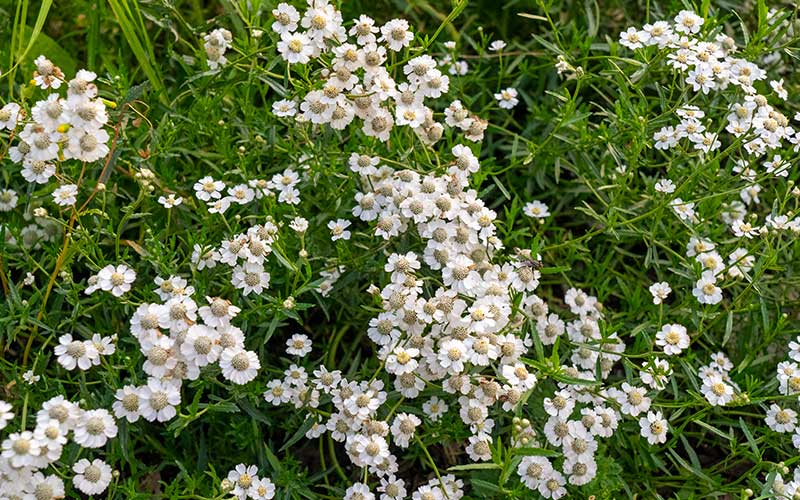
<box><xmin>1</xmin><ymin>396</ymin><xmax>117</xmax><ymax>497</ymax></box>
<box><xmin>269</xmin><ymin>1</ymin><xmax>488</xmax><ymax>143</ymax></box>
<box><xmin>619</xmin><ymin>11</ymin><xmax>799</xmax><ymax>310</ymax></box>
<box><xmin>204</xmin><ymin>28</ymin><xmax>234</xmax><ymax>69</ymax></box>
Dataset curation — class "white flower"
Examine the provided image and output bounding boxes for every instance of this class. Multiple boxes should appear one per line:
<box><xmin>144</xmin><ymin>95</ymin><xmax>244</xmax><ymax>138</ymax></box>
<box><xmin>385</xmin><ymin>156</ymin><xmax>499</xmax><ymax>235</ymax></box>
<box><xmin>654</xmin><ymin>179</ymin><xmax>676</xmax><ymax>193</ymax></box>
<box><xmin>220</xmin><ymin>348</ymin><xmax>260</xmax><ymax>385</ymax></box>
<box><xmin>670</xmin><ymin>197</ymin><xmax>696</xmax><ymax>222</ymax></box>
<box><xmin>158</xmin><ymin>193</ymin><xmax>183</xmax><ymax>208</ymax></box>
<box><xmin>766</xmin><ymin>404</ymin><xmax>797</xmax><ymax>433</ymax></box>
<box><xmin>524</xmin><ymin>200</ymin><xmax>550</xmax><ymax>219</ymax></box>
<box><xmin>73</xmin><ymin>409</ymin><xmax>117</xmax><ymax>448</ymax></box>
<box><xmin>113</xmin><ymin>385</ymin><xmax>143</xmax><ymax>423</ymax></box>
<box><xmin>22</xmin><ymin>159</ymin><xmax>57</xmax><ymax>186</ymax></box>
<box><xmin>277</xmin><ymin>31</ymin><xmax>313</xmax><ymax>64</ymax></box>
<box><xmin>0</xmin><ymin>189</ymin><xmax>19</xmax><ymax>211</ymax></box>
<box><xmin>674</xmin><ymin>10</ymin><xmax>704</xmax><ymax>34</ymax></box>
<box><xmin>655</xmin><ymin>323</ymin><xmax>690</xmax><ymax>355</ymax></box>
<box><xmin>770</xmin><ymin>79</ymin><xmax>788</xmax><ymax>100</ymax></box>
<box><xmin>140</xmin><ymin>378</ymin><xmax>181</xmax><ymax>422</ymax></box>
<box><xmin>648</xmin><ymin>282</ymin><xmax>672</xmax><ymax>304</ymax></box>
<box><xmin>489</xmin><ymin>40</ymin><xmax>507</xmax><ymax>51</ymax></box>
<box><xmin>390</xmin><ymin>413</ymin><xmax>421</xmax><ymax>448</ymax></box>
<box><xmin>231</xmin><ymin>262</ymin><xmax>271</xmax><ymax>295</ymax></box>
<box><xmin>248</xmin><ymin>477</ymin><xmax>276</xmax><ymax>500</ymax></box>
<box><xmin>0</xmin><ymin>399</ymin><xmax>14</xmax><ymax>430</ymax></box>
<box><xmin>228</xmin><ymin>464</ymin><xmax>259</xmax><ymax>500</ymax></box>
<box><xmin>345</xmin><ymin>482</ymin><xmax>375</xmax><ymax>500</ymax></box>
<box><xmin>693</xmin><ymin>271</ymin><xmax>722</xmax><ymax>305</ymax></box>
<box><xmin>328</xmin><ymin>218</ymin><xmax>352</xmax><ymax>241</ymax></box>
<box><xmin>1</xmin><ymin>430</ymin><xmax>41</xmax><ymax>467</ymax></box>
<box><xmin>53</xmin><ymin>183</ymin><xmax>79</xmax><ymax>206</ymax></box>
<box><xmin>72</xmin><ymin>458</ymin><xmax>113</xmax><ymax>495</ymax></box>
<box><xmin>271</xmin><ymin>3</ymin><xmax>299</xmax><ymax>34</ymax></box>
<box><xmin>494</xmin><ymin>87</ymin><xmax>519</xmax><ymax>109</ymax></box>
<box><xmin>619</xmin><ymin>27</ymin><xmax>650</xmax><ymax>49</ymax></box>
<box><xmin>701</xmin><ymin>373</ymin><xmax>734</xmax><ymax>406</ymax></box>
<box><xmin>64</xmin><ymin>127</ymin><xmax>110</xmax><ymax>162</ymax></box>
<box><xmin>96</xmin><ymin>263</ymin><xmax>136</xmax><ymax>297</ymax></box>
<box><xmin>289</xmin><ymin>216</ymin><xmax>309</xmax><ymax>233</ymax></box>
<box><xmin>422</xmin><ymin>396</ymin><xmax>448</xmax><ymax>422</ymax></box>
<box><xmin>379</xmin><ymin>19</ymin><xmax>413</xmax><ymax>51</ymax></box>
<box><xmin>54</xmin><ymin>334</ymin><xmax>99</xmax><ymax>371</ymax></box>
<box><xmin>518</xmin><ymin>456</ymin><xmax>553</xmax><ymax>490</ymax></box>
<box><xmin>272</xmin><ymin>99</ymin><xmax>297</xmax><ymax>117</ymax></box>
<box><xmin>538</xmin><ymin>470</ymin><xmax>567</xmax><ymax>499</ymax></box>
<box><xmin>639</xmin><ymin>411</ymin><xmax>668</xmax><ymax>444</ymax></box>
<box><xmin>194</xmin><ymin>176</ymin><xmax>225</xmax><ymax>201</ymax></box>
<box><xmin>0</xmin><ymin>102</ymin><xmax>21</xmax><ymax>130</ymax></box>
<box><xmin>286</xmin><ymin>333</ymin><xmax>312</xmax><ymax>357</ymax></box>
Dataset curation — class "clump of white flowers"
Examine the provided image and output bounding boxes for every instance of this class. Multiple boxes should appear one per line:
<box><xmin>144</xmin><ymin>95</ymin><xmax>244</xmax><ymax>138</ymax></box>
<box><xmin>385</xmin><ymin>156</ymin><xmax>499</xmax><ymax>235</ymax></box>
<box><xmin>619</xmin><ymin>10</ymin><xmax>800</xmax><ymax>310</ymax></box>
<box><xmin>204</xmin><ymin>28</ymin><xmax>233</xmax><ymax>69</ymax></box>
<box><xmin>265</xmin><ymin>1</ymin><xmax>489</xmax><ymax>144</ymax></box>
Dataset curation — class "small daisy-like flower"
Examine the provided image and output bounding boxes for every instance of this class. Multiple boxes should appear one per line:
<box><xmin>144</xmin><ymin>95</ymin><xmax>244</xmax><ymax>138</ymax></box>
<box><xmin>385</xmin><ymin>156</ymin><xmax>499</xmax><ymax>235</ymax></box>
<box><xmin>54</xmin><ymin>334</ymin><xmax>99</xmax><ymax>371</ymax></box>
<box><xmin>345</xmin><ymin>482</ymin><xmax>376</xmax><ymax>500</ymax></box>
<box><xmin>655</xmin><ymin>323</ymin><xmax>690</xmax><ymax>355</ymax></box>
<box><xmin>272</xmin><ymin>99</ymin><xmax>297</xmax><ymax>117</ymax></box>
<box><xmin>422</xmin><ymin>396</ymin><xmax>448</xmax><ymax>422</ymax></box>
<box><xmin>379</xmin><ymin>19</ymin><xmax>413</xmax><ymax>52</ymax></box>
<box><xmin>489</xmin><ymin>40</ymin><xmax>507</xmax><ymax>51</ymax></box>
<box><xmin>158</xmin><ymin>193</ymin><xmax>183</xmax><ymax>208</ymax></box>
<box><xmin>1</xmin><ymin>430</ymin><xmax>41</xmax><ymax>467</ymax></box>
<box><xmin>72</xmin><ymin>458</ymin><xmax>113</xmax><ymax>495</ymax></box>
<box><xmin>73</xmin><ymin>409</ymin><xmax>117</xmax><ymax>448</ymax></box>
<box><xmin>494</xmin><ymin>87</ymin><xmax>519</xmax><ymax>109</ymax></box>
<box><xmin>766</xmin><ymin>404</ymin><xmax>797</xmax><ymax>433</ymax></box>
<box><xmin>113</xmin><ymin>385</ymin><xmax>143</xmax><ymax>423</ymax></box>
<box><xmin>648</xmin><ymin>281</ymin><xmax>672</xmax><ymax>304</ymax></box>
<box><xmin>0</xmin><ymin>102</ymin><xmax>21</xmax><ymax>130</ymax></box>
<box><xmin>328</xmin><ymin>218</ymin><xmax>352</xmax><ymax>241</ymax></box>
<box><xmin>220</xmin><ymin>347</ymin><xmax>261</xmax><ymax>385</ymax></box>
<box><xmin>693</xmin><ymin>271</ymin><xmax>722</xmax><ymax>305</ymax></box>
<box><xmin>639</xmin><ymin>411</ymin><xmax>668</xmax><ymax>444</ymax></box>
<box><xmin>22</xmin><ymin>159</ymin><xmax>56</xmax><ymax>184</ymax></box>
<box><xmin>227</xmin><ymin>463</ymin><xmax>259</xmax><ymax>500</ymax></box>
<box><xmin>524</xmin><ymin>200</ymin><xmax>550</xmax><ymax>219</ymax></box>
<box><xmin>286</xmin><ymin>333</ymin><xmax>312</xmax><ymax>357</ymax></box>
<box><xmin>96</xmin><ymin>263</ymin><xmax>137</xmax><ymax>297</ymax></box>
<box><xmin>701</xmin><ymin>373</ymin><xmax>734</xmax><ymax>406</ymax></box>
<box><xmin>0</xmin><ymin>399</ymin><xmax>14</xmax><ymax>430</ymax></box>
<box><xmin>139</xmin><ymin>378</ymin><xmax>181</xmax><ymax>422</ymax></box>
<box><xmin>248</xmin><ymin>477</ymin><xmax>276</xmax><ymax>500</ymax></box>
<box><xmin>53</xmin><ymin>183</ymin><xmax>79</xmax><ymax>206</ymax></box>
<box><xmin>654</xmin><ymin>179</ymin><xmax>676</xmax><ymax>193</ymax></box>
<box><xmin>231</xmin><ymin>262</ymin><xmax>271</xmax><ymax>295</ymax></box>
<box><xmin>390</xmin><ymin>412</ymin><xmax>421</xmax><ymax>448</ymax></box>
<box><xmin>0</xmin><ymin>188</ymin><xmax>19</xmax><ymax>211</ymax></box>
<box><xmin>674</xmin><ymin>10</ymin><xmax>704</xmax><ymax>34</ymax></box>
<box><xmin>277</xmin><ymin>31</ymin><xmax>313</xmax><ymax>64</ymax></box>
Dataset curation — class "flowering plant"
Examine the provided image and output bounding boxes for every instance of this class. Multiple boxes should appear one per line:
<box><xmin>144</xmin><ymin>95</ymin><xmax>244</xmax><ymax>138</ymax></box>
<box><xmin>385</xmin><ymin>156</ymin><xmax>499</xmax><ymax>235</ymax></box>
<box><xmin>1</xmin><ymin>1</ymin><xmax>800</xmax><ymax>499</ymax></box>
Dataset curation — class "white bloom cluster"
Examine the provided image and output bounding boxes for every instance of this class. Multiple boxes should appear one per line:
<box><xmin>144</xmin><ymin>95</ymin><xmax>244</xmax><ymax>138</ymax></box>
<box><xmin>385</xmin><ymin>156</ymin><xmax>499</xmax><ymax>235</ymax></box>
<box><xmin>622</xmin><ymin>10</ymin><xmax>799</xmax><ymax>157</ymax></box>
<box><xmin>268</xmin><ymin>1</ymin><xmax>487</xmax><ymax>143</ymax></box>
<box><xmin>193</xmin><ymin>167</ymin><xmax>302</xmax><ymax>214</ymax></box>
<box><xmin>0</xmin><ymin>396</ymin><xmax>117</xmax><ymax>498</ymax></box>
<box><xmin>85</xmin><ymin>263</ymin><xmax>137</xmax><ymax>297</ymax></box>
<box><xmin>250</xmin><ymin>139</ymin><xmax>693</xmax><ymax>497</ymax></box>
<box><xmin>621</xmin><ymin>12</ymin><xmax>800</xmax><ymax>308</ymax></box>
<box><xmin>204</xmin><ymin>28</ymin><xmax>233</xmax><ymax>69</ymax></box>
<box><xmin>10</xmin><ymin>57</ymin><xmax>110</xmax><ymax>169</ymax></box>
<box><xmin>225</xmin><ymin>463</ymin><xmax>276</xmax><ymax>500</ymax></box>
